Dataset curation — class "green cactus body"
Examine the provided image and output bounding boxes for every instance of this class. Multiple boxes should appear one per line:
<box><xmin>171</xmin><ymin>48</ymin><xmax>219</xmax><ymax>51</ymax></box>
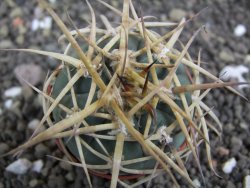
<box><xmin>51</xmin><ymin>34</ymin><xmax>191</xmax><ymax>172</ymax></box>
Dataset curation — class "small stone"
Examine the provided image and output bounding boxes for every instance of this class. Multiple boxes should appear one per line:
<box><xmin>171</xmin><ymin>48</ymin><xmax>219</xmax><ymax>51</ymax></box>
<box><xmin>29</xmin><ymin>179</ymin><xmax>39</xmax><ymax>187</ymax></box>
<box><xmin>231</xmin><ymin>136</ymin><xmax>243</xmax><ymax>152</ymax></box>
<box><xmin>169</xmin><ymin>8</ymin><xmax>187</xmax><ymax>21</ymax></box>
<box><xmin>0</xmin><ymin>40</ymin><xmax>14</xmax><ymax>48</ymax></box>
<box><xmin>244</xmin><ymin>55</ymin><xmax>250</xmax><ymax>64</ymax></box>
<box><xmin>243</xmin><ymin>175</ymin><xmax>250</xmax><ymax>188</ymax></box>
<box><xmin>31</xmin><ymin>16</ymin><xmax>52</xmax><ymax>31</ymax></box>
<box><xmin>227</xmin><ymin>181</ymin><xmax>236</xmax><ymax>188</ymax></box>
<box><xmin>0</xmin><ymin>25</ymin><xmax>9</xmax><ymax>37</ymax></box>
<box><xmin>0</xmin><ymin>143</ymin><xmax>10</xmax><ymax>155</ymax></box>
<box><xmin>217</xmin><ymin>147</ymin><xmax>230</xmax><ymax>156</ymax></box>
<box><xmin>6</xmin><ymin>158</ymin><xmax>32</xmax><ymax>175</ymax></box>
<box><xmin>222</xmin><ymin>158</ymin><xmax>237</xmax><ymax>174</ymax></box>
<box><xmin>59</xmin><ymin>157</ymin><xmax>73</xmax><ymax>171</ymax></box>
<box><xmin>193</xmin><ymin>178</ymin><xmax>201</xmax><ymax>188</ymax></box>
<box><xmin>65</xmin><ymin>172</ymin><xmax>74</xmax><ymax>181</ymax></box>
<box><xmin>28</xmin><ymin>119</ymin><xmax>41</xmax><ymax>131</ymax></box>
<box><xmin>234</xmin><ymin>24</ymin><xmax>247</xmax><ymax>37</ymax></box>
<box><xmin>31</xmin><ymin>160</ymin><xmax>44</xmax><ymax>173</ymax></box>
<box><xmin>49</xmin><ymin>0</ymin><xmax>57</xmax><ymax>4</ymax></box>
<box><xmin>219</xmin><ymin>65</ymin><xmax>249</xmax><ymax>89</ymax></box>
<box><xmin>14</xmin><ymin>64</ymin><xmax>45</xmax><ymax>86</ymax></box>
<box><xmin>34</xmin><ymin>7</ymin><xmax>44</xmax><ymax>19</ymax></box>
<box><xmin>4</xmin><ymin>99</ymin><xmax>13</xmax><ymax>109</ymax></box>
<box><xmin>0</xmin><ymin>182</ymin><xmax>4</xmax><ymax>188</ymax></box>
<box><xmin>4</xmin><ymin>86</ymin><xmax>22</xmax><ymax>98</ymax></box>
<box><xmin>35</xmin><ymin>143</ymin><xmax>49</xmax><ymax>157</ymax></box>
<box><xmin>16</xmin><ymin>35</ymin><xmax>24</xmax><ymax>45</ymax></box>
<box><xmin>0</xmin><ymin>108</ymin><xmax>2</xmax><ymax>116</ymax></box>
<box><xmin>240</xmin><ymin>122</ymin><xmax>248</xmax><ymax>130</ymax></box>
<box><xmin>10</xmin><ymin>7</ymin><xmax>23</xmax><ymax>18</ymax></box>
<box><xmin>17</xmin><ymin>121</ymin><xmax>26</xmax><ymax>131</ymax></box>
<box><xmin>219</xmin><ymin>50</ymin><xmax>235</xmax><ymax>63</ymax></box>
<box><xmin>22</xmin><ymin>86</ymin><xmax>34</xmax><ymax>101</ymax></box>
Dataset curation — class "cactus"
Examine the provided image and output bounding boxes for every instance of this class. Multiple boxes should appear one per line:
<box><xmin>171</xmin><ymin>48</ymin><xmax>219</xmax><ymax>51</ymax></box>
<box><xmin>3</xmin><ymin>0</ymin><xmax>248</xmax><ymax>187</ymax></box>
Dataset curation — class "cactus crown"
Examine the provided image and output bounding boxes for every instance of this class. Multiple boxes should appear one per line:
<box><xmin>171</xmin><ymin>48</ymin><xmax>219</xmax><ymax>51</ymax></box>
<box><xmin>3</xmin><ymin>0</ymin><xmax>247</xmax><ymax>187</ymax></box>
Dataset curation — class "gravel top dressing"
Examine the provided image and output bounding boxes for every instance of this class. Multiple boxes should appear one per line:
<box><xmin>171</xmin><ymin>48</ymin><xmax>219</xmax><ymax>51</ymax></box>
<box><xmin>0</xmin><ymin>0</ymin><xmax>250</xmax><ymax>187</ymax></box>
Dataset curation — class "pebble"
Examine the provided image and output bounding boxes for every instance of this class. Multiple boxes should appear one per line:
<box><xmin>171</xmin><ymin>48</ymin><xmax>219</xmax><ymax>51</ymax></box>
<box><xmin>234</xmin><ymin>24</ymin><xmax>247</xmax><ymax>37</ymax></box>
<box><xmin>0</xmin><ymin>25</ymin><xmax>9</xmax><ymax>37</ymax></box>
<box><xmin>244</xmin><ymin>54</ymin><xmax>250</xmax><ymax>64</ymax></box>
<box><xmin>6</xmin><ymin>158</ymin><xmax>32</xmax><ymax>175</ymax></box>
<box><xmin>16</xmin><ymin>35</ymin><xmax>24</xmax><ymax>45</ymax></box>
<box><xmin>4</xmin><ymin>99</ymin><xmax>13</xmax><ymax>109</ymax></box>
<box><xmin>231</xmin><ymin>136</ymin><xmax>243</xmax><ymax>150</ymax></box>
<box><xmin>169</xmin><ymin>8</ymin><xmax>187</xmax><ymax>21</ymax></box>
<box><xmin>4</xmin><ymin>86</ymin><xmax>22</xmax><ymax>98</ymax></box>
<box><xmin>240</xmin><ymin>122</ymin><xmax>248</xmax><ymax>130</ymax></box>
<box><xmin>31</xmin><ymin>160</ymin><xmax>44</xmax><ymax>173</ymax></box>
<box><xmin>65</xmin><ymin>172</ymin><xmax>75</xmax><ymax>181</ymax></box>
<box><xmin>193</xmin><ymin>178</ymin><xmax>201</xmax><ymax>188</ymax></box>
<box><xmin>28</xmin><ymin>119</ymin><xmax>40</xmax><ymax>131</ymax></box>
<box><xmin>222</xmin><ymin>158</ymin><xmax>237</xmax><ymax>174</ymax></box>
<box><xmin>31</xmin><ymin>16</ymin><xmax>53</xmax><ymax>31</ymax></box>
<box><xmin>59</xmin><ymin>156</ymin><xmax>73</xmax><ymax>171</ymax></box>
<box><xmin>10</xmin><ymin>7</ymin><xmax>23</xmax><ymax>18</ymax></box>
<box><xmin>29</xmin><ymin>179</ymin><xmax>39</xmax><ymax>187</ymax></box>
<box><xmin>22</xmin><ymin>86</ymin><xmax>34</xmax><ymax>101</ymax></box>
<box><xmin>244</xmin><ymin>175</ymin><xmax>250</xmax><ymax>188</ymax></box>
<box><xmin>217</xmin><ymin>147</ymin><xmax>230</xmax><ymax>156</ymax></box>
<box><xmin>0</xmin><ymin>108</ymin><xmax>2</xmax><ymax>116</ymax></box>
<box><xmin>0</xmin><ymin>143</ymin><xmax>10</xmax><ymax>155</ymax></box>
<box><xmin>35</xmin><ymin>143</ymin><xmax>49</xmax><ymax>158</ymax></box>
<box><xmin>219</xmin><ymin>50</ymin><xmax>235</xmax><ymax>63</ymax></box>
<box><xmin>0</xmin><ymin>40</ymin><xmax>14</xmax><ymax>48</ymax></box>
<box><xmin>227</xmin><ymin>181</ymin><xmax>236</xmax><ymax>188</ymax></box>
<box><xmin>14</xmin><ymin>64</ymin><xmax>44</xmax><ymax>86</ymax></box>
<box><xmin>219</xmin><ymin>65</ymin><xmax>249</xmax><ymax>89</ymax></box>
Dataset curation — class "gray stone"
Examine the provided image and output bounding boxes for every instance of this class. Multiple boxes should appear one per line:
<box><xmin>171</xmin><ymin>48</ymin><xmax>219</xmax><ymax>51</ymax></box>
<box><xmin>0</xmin><ymin>143</ymin><xmax>10</xmax><ymax>155</ymax></box>
<box><xmin>29</xmin><ymin>179</ymin><xmax>39</xmax><ymax>187</ymax></box>
<box><xmin>0</xmin><ymin>40</ymin><xmax>14</xmax><ymax>48</ymax></box>
<box><xmin>10</xmin><ymin>7</ymin><xmax>23</xmax><ymax>18</ymax></box>
<box><xmin>0</xmin><ymin>25</ymin><xmax>9</xmax><ymax>37</ymax></box>
<box><xmin>59</xmin><ymin>157</ymin><xmax>73</xmax><ymax>171</ymax></box>
<box><xmin>65</xmin><ymin>172</ymin><xmax>74</xmax><ymax>181</ymax></box>
<box><xmin>244</xmin><ymin>54</ymin><xmax>250</xmax><ymax>63</ymax></box>
<box><xmin>219</xmin><ymin>50</ymin><xmax>235</xmax><ymax>63</ymax></box>
<box><xmin>227</xmin><ymin>181</ymin><xmax>236</xmax><ymax>188</ymax></box>
<box><xmin>169</xmin><ymin>8</ymin><xmax>187</xmax><ymax>21</ymax></box>
<box><xmin>16</xmin><ymin>35</ymin><xmax>24</xmax><ymax>45</ymax></box>
<box><xmin>14</xmin><ymin>64</ymin><xmax>45</xmax><ymax>86</ymax></box>
<box><xmin>35</xmin><ymin>143</ymin><xmax>49</xmax><ymax>158</ymax></box>
<box><xmin>244</xmin><ymin>175</ymin><xmax>250</xmax><ymax>188</ymax></box>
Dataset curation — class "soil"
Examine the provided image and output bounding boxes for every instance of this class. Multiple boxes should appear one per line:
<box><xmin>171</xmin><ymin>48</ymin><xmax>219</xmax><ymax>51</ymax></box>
<box><xmin>0</xmin><ymin>0</ymin><xmax>250</xmax><ymax>188</ymax></box>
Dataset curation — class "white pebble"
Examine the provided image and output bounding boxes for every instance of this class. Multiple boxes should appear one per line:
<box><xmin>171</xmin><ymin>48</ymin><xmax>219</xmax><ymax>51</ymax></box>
<box><xmin>28</xmin><ymin>119</ymin><xmax>40</xmax><ymax>130</ymax></box>
<box><xmin>193</xmin><ymin>178</ymin><xmax>201</xmax><ymax>188</ymax></box>
<box><xmin>244</xmin><ymin>175</ymin><xmax>250</xmax><ymax>188</ymax></box>
<box><xmin>31</xmin><ymin>16</ymin><xmax>52</xmax><ymax>31</ymax></box>
<box><xmin>31</xmin><ymin>160</ymin><xmax>44</xmax><ymax>173</ymax></box>
<box><xmin>222</xmin><ymin>157</ymin><xmax>237</xmax><ymax>174</ymax></box>
<box><xmin>219</xmin><ymin>65</ymin><xmax>249</xmax><ymax>89</ymax></box>
<box><xmin>31</xmin><ymin>19</ymin><xmax>40</xmax><ymax>31</ymax></box>
<box><xmin>6</xmin><ymin>158</ymin><xmax>32</xmax><ymax>175</ymax></box>
<box><xmin>234</xmin><ymin>24</ymin><xmax>247</xmax><ymax>37</ymax></box>
<box><xmin>4</xmin><ymin>99</ymin><xmax>13</xmax><ymax>109</ymax></box>
<box><xmin>4</xmin><ymin>86</ymin><xmax>22</xmax><ymax>98</ymax></box>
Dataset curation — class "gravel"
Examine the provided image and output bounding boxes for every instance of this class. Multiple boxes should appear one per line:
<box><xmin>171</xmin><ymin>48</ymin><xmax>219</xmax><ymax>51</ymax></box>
<box><xmin>0</xmin><ymin>0</ymin><xmax>250</xmax><ymax>187</ymax></box>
